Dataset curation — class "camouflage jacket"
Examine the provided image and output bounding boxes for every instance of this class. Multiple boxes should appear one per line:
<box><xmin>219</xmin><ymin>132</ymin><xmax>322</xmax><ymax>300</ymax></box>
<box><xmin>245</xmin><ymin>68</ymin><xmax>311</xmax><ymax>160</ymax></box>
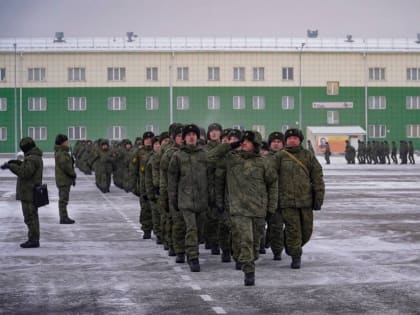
<box><xmin>208</xmin><ymin>143</ymin><xmax>278</xmax><ymax>218</ymax></box>
<box><xmin>159</xmin><ymin>143</ymin><xmax>180</xmax><ymax>208</ymax></box>
<box><xmin>8</xmin><ymin>147</ymin><xmax>43</xmax><ymax>202</ymax></box>
<box><xmin>168</xmin><ymin>144</ymin><xmax>208</xmax><ymax>213</ymax></box>
<box><xmin>128</xmin><ymin>146</ymin><xmax>153</xmax><ymax>196</ymax></box>
<box><xmin>272</xmin><ymin>145</ymin><xmax>325</xmax><ymax>209</ymax></box>
<box><xmin>54</xmin><ymin>145</ymin><xmax>76</xmax><ymax>187</ymax></box>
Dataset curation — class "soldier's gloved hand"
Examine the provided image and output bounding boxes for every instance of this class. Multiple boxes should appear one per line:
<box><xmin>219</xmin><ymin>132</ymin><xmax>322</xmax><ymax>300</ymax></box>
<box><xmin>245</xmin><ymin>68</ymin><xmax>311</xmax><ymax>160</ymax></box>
<box><xmin>142</xmin><ymin>195</ymin><xmax>149</xmax><ymax>202</ymax></box>
<box><xmin>266</xmin><ymin>211</ymin><xmax>273</xmax><ymax>222</ymax></box>
<box><xmin>313</xmin><ymin>199</ymin><xmax>323</xmax><ymax>211</ymax></box>
<box><xmin>150</xmin><ymin>196</ymin><xmax>157</xmax><ymax>203</ymax></box>
<box><xmin>230</xmin><ymin>141</ymin><xmax>242</xmax><ymax>150</ymax></box>
<box><xmin>72</xmin><ymin>179</ymin><xmax>76</xmax><ymax>186</ymax></box>
<box><xmin>216</xmin><ymin>206</ymin><xmax>224</xmax><ymax>214</ymax></box>
<box><xmin>0</xmin><ymin>162</ymin><xmax>9</xmax><ymax>170</ymax></box>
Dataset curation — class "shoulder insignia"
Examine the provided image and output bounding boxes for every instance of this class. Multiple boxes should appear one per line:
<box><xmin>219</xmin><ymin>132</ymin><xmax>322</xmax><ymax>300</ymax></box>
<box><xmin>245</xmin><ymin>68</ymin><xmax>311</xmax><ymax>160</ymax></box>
<box><xmin>132</xmin><ymin>157</ymin><xmax>137</xmax><ymax>163</ymax></box>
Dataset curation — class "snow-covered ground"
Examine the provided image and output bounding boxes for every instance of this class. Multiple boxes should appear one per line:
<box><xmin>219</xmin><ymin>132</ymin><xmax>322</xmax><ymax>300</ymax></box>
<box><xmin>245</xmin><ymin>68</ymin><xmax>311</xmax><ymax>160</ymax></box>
<box><xmin>1</xmin><ymin>156</ymin><xmax>419</xmax><ymax>314</ymax></box>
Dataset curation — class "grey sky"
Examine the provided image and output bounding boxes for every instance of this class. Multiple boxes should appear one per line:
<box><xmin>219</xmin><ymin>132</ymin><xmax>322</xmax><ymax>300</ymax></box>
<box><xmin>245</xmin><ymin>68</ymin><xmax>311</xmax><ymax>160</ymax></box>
<box><xmin>0</xmin><ymin>0</ymin><xmax>418</xmax><ymax>39</ymax></box>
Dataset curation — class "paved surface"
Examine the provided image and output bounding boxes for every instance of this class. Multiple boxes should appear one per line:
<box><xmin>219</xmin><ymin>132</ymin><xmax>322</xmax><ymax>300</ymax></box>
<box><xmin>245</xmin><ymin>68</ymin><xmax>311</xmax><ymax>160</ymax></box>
<box><xmin>1</xmin><ymin>156</ymin><xmax>420</xmax><ymax>314</ymax></box>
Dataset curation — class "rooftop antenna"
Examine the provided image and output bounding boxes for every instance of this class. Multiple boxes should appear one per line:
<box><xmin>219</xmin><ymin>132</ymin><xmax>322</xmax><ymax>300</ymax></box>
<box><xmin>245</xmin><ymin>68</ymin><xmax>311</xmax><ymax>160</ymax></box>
<box><xmin>416</xmin><ymin>33</ymin><xmax>420</xmax><ymax>44</ymax></box>
<box><xmin>53</xmin><ymin>32</ymin><xmax>65</xmax><ymax>43</ymax></box>
<box><xmin>307</xmin><ymin>29</ymin><xmax>318</xmax><ymax>38</ymax></box>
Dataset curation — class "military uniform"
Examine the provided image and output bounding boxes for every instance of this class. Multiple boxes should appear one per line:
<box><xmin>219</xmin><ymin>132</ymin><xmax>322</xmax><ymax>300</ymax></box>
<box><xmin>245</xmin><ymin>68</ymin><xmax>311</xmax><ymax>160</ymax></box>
<box><xmin>91</xmin><ymin>140</ymin><xmax>114</xmax><ymax>193</ymax></box>
<box><xmin>2</xmin><ymin>137</ymin><xmax>43</xmax><ymax>248</ymax></box>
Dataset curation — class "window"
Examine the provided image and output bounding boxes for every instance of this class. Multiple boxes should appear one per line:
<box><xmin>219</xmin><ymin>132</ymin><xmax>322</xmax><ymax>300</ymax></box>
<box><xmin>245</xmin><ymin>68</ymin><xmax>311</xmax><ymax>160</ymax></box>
<box><xmin>0</xmin><ymin>98</ymin><xmax>6</xmax><ymax>111</ymax></box>
<box><xmin>368</xmin><ymin>96</ymin><xmax>386</xmax><ymax>109</ymax></box>
<box><xmin>145</xmin><ymin>125</ymin><xmax>160</xmax><ymax>134</ymax></box>
<box><xmin>107</xmin><ymin>67</ymin><xmax>126</xmax><ymax>81</ymax></box>
<box><xmin>107</xmin><ymin>126</ymin><xmax>127</xmax><ymax>140</ymax></box>
<box><xmin>0</xmin><ymin>127</ymin><xmax>6</xmax><ymax>141</ymax></box>
<box><xmin>406</xmin><ymin>96</ymin><xmax>420</xmax><ymax>109</ymax></box>
<box><xmin>232</xmin><ymin>124</ymin><xmax>244</xmax><ymax>131</ymax></box>
<box><xmin>68</xmin><ymin>97</ymin><xmax>87</xmax><ymax>111</ymax></box>
<box><xmin>146</xmin><ymin>96</ymin><xmax>159</xmax><ymax>110</ymax></box>
<box><xmin>208</xmin><ymin>67</ymin><xmax>220</xmax><ymax>81</ymax></box>
<box><xmin>407</xmin><ymin>68</ymin><xmax>420</xmax><ymax>81</ymax></box>
<box><xmin>407</xmin><ymin>124</ymin><xmax>420</xmax><ymax>138</ymax></box>
<box><xmin>28</xmin><ymin>97</ymin><xmax>47</xmax><ymax>111</ymax></box>
<box><xmin>233</xmin><ymin>67</ymin><xmax>245</xmax><ymax>81</ymax></box>
<box><xmin>252</xmin><ymin>96</ymin><xmax>265</xmax><ymax>110</ymax></box>
<box><xmin>28</xmin><ymin>127</ymin><xmax>47</xmax><ymax>140</ymax></box>
<box><xmin>177</xmin><ymin>67</ymin><xmax>189</xmax><ymax>81</ymax></box>
<box><xmin>252</xmin><ymin>125</ymin><xmax>266</xmax><ymax>139</ymax></box>
<box><xmin>146</xmin><ymin>67</ymin><xmax>158</xmax><ymax>81</ymax></box>
<box><xmin>68</xmin><ymin>67</ymin><xmax>85</xmax><ymax>81</ymax></box>
<box><xmin>28</xmin><ymin>68</ymin><xmax>46</xmax><ymax>81</ymax></box>
<box><xmin>253</xmin><ymin>67</ymin><xmax>264</xmax><ymax>81</ymax></box>
<box><xmin>208</xmin><ymin>96</ymin><xmax>220</xmax><ymax>110</ymax></box>
<box><xmin>281</xmin><ymin>125</ymin><xmax>290</xmax><ymax>133</ymax></box>
<box><xmin>327</xmin><ymin>111</ymin><xmax>339</xmax><ymax>124</ymax></box>
<box><xmin>369</xmin><ymin>67</ymin><xmax>385</xmax><ymax>80</ymax></box>
<box><xmin>327</xmin><ymin>81</ymin><xmax>339</xmax><ymax>95</ymax></box>
<box><xmin>176</xmin><ymin>96</ymin><xmax>189</xmax><ymax>110</ymax></box>
<box><xmin>233</xmin><ymin>96</ymin><xmax>245</xmax><ymax>109</ymax></box>
<box><xmin>0</xmin><ymin>68</ymin><xmax>5</xmax><ymax>81</ymax></box>
<box><xmin>68</xmin><ymin>126</ymin><xmax>87</xmax><ymax>140</ymax></box>
<box><xmin>107</xmin><ymin>97</ymin><xmax>127</xmax><ymax>110</ymax></box>
<box><xmin>282</xmin><ymin>67</ymin><xmax>294</xmax><ymax>80</ymax></box>
<box><xmin>282</xmin><ymin>96</ymin><xmax>294</xmax><ymax>110</ymax></box>
<box><xmin>368</xmin><ymin>125</ymin><xmax>386</xmax><ymax>138</ymax></box>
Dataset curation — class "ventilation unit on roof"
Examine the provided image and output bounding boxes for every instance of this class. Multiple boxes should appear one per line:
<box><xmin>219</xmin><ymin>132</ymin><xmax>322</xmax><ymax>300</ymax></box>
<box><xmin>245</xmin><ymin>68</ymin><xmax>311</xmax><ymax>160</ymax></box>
<box><xmin>416</xmin><ymin>33</ymin><xmax>420</xmax><ymax>44</ymax></box>
<box><xmin>127</xmin><ymin>32</ymin><xmax>138</xmax><ymax>42</ymax></box>
<box><xmin>53</xmin><ymin>32</ymin><xmax>65</xmax><ymax>43</ymax></box>
<box><xmin>307</xmin><ymin>29</ymin><xmax>318</xmax><ymax>38</ymax></box>
<box><xmin>345</xmin><ymin>34</ymin><xmax>354</xmax><ymax>42</ymax></box>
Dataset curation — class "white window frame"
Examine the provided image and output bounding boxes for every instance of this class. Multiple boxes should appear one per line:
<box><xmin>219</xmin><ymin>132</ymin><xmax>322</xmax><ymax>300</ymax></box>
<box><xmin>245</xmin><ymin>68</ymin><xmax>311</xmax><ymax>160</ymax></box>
<box><xmin>282</xmin><ymin>96</ymin><xmax>294</xmax><ymax>110</ymax></box>
<box><xmin>0</xmin><ymin>68</ymin><xmax>5</xmax><ymax>81</ymax></box>
<box><xmin>233</xmin><ymin>67</ymin><xmax>245</xmax><ymax>81</ymax></box>
<box><xmin>282</xmin><ymin>67</ymin><xmax>294</xmax><ymax>80</ymax></box>
<box><xmin>327</xmin><ymin>111</ymin><xmax>339</xmax><ymax>125</ymax></box>
<box><xmin>107</xmin><ymin>126</ymin><xmax>127</xmax><ymax>140</ymax></box>
<box><xmin>0</xmin><ymin>98</ymin><xmax>7</xmax><ymax>111</ymax></box>
<box><xmin>0</xmin><ymin>127</ymin><xmax>7</xmax><ymax>141</ymax></box>
<box><xmin>28</xmin><ymin>68</ymin><xmax>46</xmax><ymax>81</ymax></box>
<box><xmin>252</xmin><ymin>125</ymin><xmax>266</xmax><ymax>139</ymax></box>
<box><xmin>208</xmin><ymin>96</ymin><xmax>220</xmax><ymax>110</ymax></box>
<box><xmin>369</xmin><ymin>67</ymin><xmax>385</xmax><ymax>81</ymax></box>
<box><xmin>368</xmin><ymin>96</ymin><xmax>386</xmax><ymax>110</ymax></box>
<box><xmin>68</xmin><ymin>67</ymin><xmax>86</xmax><ymax>81</ymax></box>
<box><xmin>107</xmin><ymin>67</ymin><xmax>126</xmax><ymax>81</ymax></box>
<box><xmin>145</xmin><ymin>125</ymin><xmax>160</xmax><ymax>134</ymax></box>
<box><xmin>208</xmin><ymin>67</ymin><xmax>220</xmax><ymax>81</ymax></box>
<box><xmin>406</xmin><ymin>96</ymin><xmax>420</xmax><ymax>109</ymax></box>
<box><xmin>407</xmin><ymin>68</ymin><xmax>420</xmax><ymax>81</ymax></box>
<box><xmin>252</xmin><ymin>96</ymin><xmax>265</xmax><ymax>110</ymax></box>
<box><xmin>368</xmin><ymin>125</ymin><xmax>386</xmax><ymax>138</ymax></box>
<box><xmin>67</xmin><ymin>97</ymin><xmax>87</xmax><ymax>111</ymax></box>
<box><xmin>28</xmin><ymin>126</ymin><xmax>47</xmax><ymax>140</ymax></box>
<box><xmin>327</xmin><ymin>81</ymin><xmax>339</xmax><ymax>95</ymax></box>
<box><xmin>407</xmin><ymin>124</ymin><xmax>420</xmax><ymax>138</ymax></box>
<box><xmin>232</xmin><ymin>124</ymin><xmax>244</xmax><ymax>131</ymax></box>
<box><xmin>107</xmin><ymin>96</ymin><xmax>127</xmax><ymax>110</ymax></box>
<box><xmin>146</xmin><ymin>96</ymin><xmax>159</xmax><ymax>110</ymax></box>
<box><xmin>146</xmin><ymin>67</ymin><xmax>158</xmax><ymax>81</ymax></box>
<box><xmin>176</xmin><ymin>96</ymin><xmax>190</xmax><ymax>110</ymax></box>
<box><xmin>68</xmin><ymin>126</ymin><xmax>87</xmax><ymax>140</ymax></box>
<box><xmin>28</xmin><ymin>97</ymin><xmax>47</xmax><ymax>111</ymax></box>
<box><xmin>253</xmin><ymin>67</ymin><xmax>265</xmax><ymax>81</ymax></box>
<box><xmin>177</xmin><ymin>67</ymin><xmax>189</xmax><ymax>81</ymax></box>
<box><xmin>232</xmin><ymin>96</ymin><xmax>245</xmax><ymax>109</ymax></box>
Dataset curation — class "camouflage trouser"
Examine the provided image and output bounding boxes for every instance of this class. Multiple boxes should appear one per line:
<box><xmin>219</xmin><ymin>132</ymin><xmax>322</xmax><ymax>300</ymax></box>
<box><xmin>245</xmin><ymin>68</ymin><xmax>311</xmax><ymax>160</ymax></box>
<box><xmin>231</xmin><ymin>215</ymin><xmax>265</xmax><ymax>274</ymax></box>
<box><xmin>171</xmin><ymin>208</ymin><xmax>186</xmax><ymax>255</ymax></box>
<box><xmin>160</xmin><ymin>198</ymin><xmax>173</xmax><ymax>248</ymax></box>
<box><xmin>139</xmin><ymin>197</ymin><xmax>153</xmax><ymax>232</ymax></box>
<box><xmin>282</xmin><ymin>207</ymin><xmax>313</xmax><ymax>258</ymax></box>
<box><xmin>269</xmin><ymin>209</ymin><xmax>285</xmax><ymax>256</ymax></box>
<box><xmin>150</xmin><ymin>200</ymin><xmax>161</xmax><ymax>239</ymax></box>
<box><xmin>204</xmin><ymin>207</ymin><xmax>220</xmax><ymax>247</ymax></box>
<box><xmin>182</xmin><ymin>210</ymin><xmax>205</xmax><ymax>260</ymax></box>
<box><xmin>22</xmin><ymin>201</ymin><xmax>40</xmax><ymax>241</ymax></box>
<box><xmin>218</xmin><ymin>211</ymin><xmax>231</xmax><ymax>251</ymax></box>
<box><xmin>58</xmin><ymin>185</ymin><xmax>71</xmax><ymax>219</ymax></box>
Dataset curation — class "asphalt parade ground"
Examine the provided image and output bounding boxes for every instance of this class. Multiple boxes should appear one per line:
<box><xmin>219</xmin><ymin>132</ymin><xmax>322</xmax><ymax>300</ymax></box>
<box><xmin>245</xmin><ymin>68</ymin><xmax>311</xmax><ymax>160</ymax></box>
<box><xmin>1</xmin><ymin>156</ymin><xmax>420</xmax><ymax>314</ymax></box>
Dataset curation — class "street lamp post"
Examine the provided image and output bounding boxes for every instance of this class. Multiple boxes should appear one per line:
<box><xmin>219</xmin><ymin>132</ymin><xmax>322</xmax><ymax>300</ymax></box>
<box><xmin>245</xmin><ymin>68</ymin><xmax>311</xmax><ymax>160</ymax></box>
<box><xmin>13</xmin><ymin>43</ymin><xmax>18</xmax><ymax>153</ymax></box>
<box><xmin>298</xmin><ymin>43</ymin><xmax>305</xmax><ymax>130</ymax></box>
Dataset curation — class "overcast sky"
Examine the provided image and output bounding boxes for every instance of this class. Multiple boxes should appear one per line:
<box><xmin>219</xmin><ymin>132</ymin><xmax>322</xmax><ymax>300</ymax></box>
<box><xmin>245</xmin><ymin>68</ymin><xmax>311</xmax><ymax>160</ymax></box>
<box><xmin>0</xmin><ymin>0</ymin><xmax>418</xmax><ymax>39</ymax></box>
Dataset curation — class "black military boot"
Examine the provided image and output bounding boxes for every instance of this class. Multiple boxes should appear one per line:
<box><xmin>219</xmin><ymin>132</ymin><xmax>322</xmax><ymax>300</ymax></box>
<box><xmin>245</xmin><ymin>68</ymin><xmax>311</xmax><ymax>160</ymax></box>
<box><xmin>168</xmin><ymin>246</ymin><xmax>176</xmax><ymax>256</ymax></box>
<box><xmin>235</xmin><ymin>260</ymin><xmax>242</xmax><ymax>271</ymax></box>
<box><xmin>291</xmin><ymin>256</ymin><xmax>301</xmax><ymax>269</ymax></box>
<box><xmin>211</xmin><ymin>244</ymin><xmax>220</xmax><ymax>255</ymax></box>
<box><xmin>189</xmin><ymin>258</ymin><xmax>201</xmax><ymax>272</ymax></box>
<box><xmin>156</xmin><ymin>236</ymin><xmax>162</xmax><ymax>245</ymax></box>
<box><xmin>142</xmin><ymin>231</ymin><xmax>151</xmax><ymax>239</ymax></box>
<box><xmin>20</xmin><ymin>240</ymin><xmax>40</xmax><ymax>248</ymax></box>
<box><xmin>221</xmin><ymin>249</ymin><xmax>231</xmax><ymax>263</ymax></box>
<box><xmin>175</xmin><ymin>253</ymin><xmax>185</xmax><ymax>263</ymax></box>
<box><xmin>244</xmin><ymin>272</ymin><xmax>255</xmax><ymax>286</ymax></box>
<box><xmin>60</xmin><ymin>217</ymin><xmax>75</xmax><ymax>224</ymax></box>
<box><xmin>273</xmin><ymin>253</ymin><xmax>282</xmax><ymax>261</ymax></box>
